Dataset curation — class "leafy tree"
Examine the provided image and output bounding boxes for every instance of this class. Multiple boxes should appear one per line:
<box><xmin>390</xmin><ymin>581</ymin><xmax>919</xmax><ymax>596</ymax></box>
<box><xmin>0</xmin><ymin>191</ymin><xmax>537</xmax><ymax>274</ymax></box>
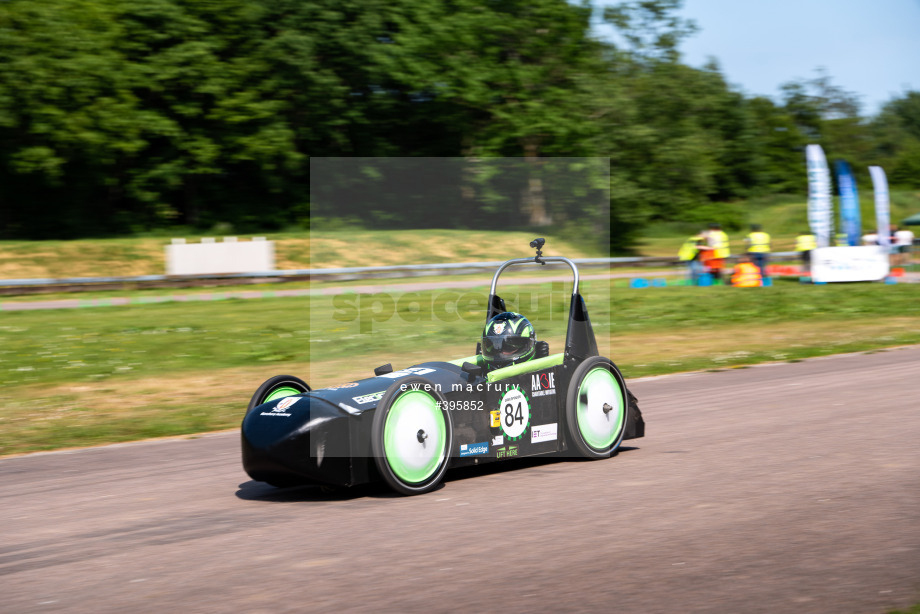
<box><xmin>602</xmin><ymin>0</ymin><xmax>697</xmax><ymax>63</ymax></box>
<box><xmin>0</xmin><ymin>0</ymin><xmax>134</xmax><ymax>236</ymax></box>
<box><xmin>873</xmin><ymin>92</ymin><xmax>920</xmax><ymax>188</ymax></box>
<box><xmin>746</xmin><ymin>96</ymin><xmax>806</xmax><ymax>194</ymax></box>
<box><xmin>598</xmin><ymin>2</ymin><xmax>754</xmax><ymax>230</ymax></box>
<box><xmin>389</xmin><ymin>0</ymin><xmax>606</xmax><ymax>226</ymax></box>
<box><xmin>0</xmin><ymin>0</ymin><xmax>914</xmax><ymax>247</ymax></box>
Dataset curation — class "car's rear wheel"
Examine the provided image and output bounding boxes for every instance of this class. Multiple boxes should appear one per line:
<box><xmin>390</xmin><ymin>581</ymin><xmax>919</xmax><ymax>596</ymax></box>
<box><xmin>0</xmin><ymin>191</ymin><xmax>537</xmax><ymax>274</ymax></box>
<box><xmin>372</xmin><ymin>377</ymin><xmax>452</xmax><ymax>495</ymax></box>
<box><xmin>565</xmin><ymin>357</ymin><xmax>628</xmax><ymax>459</ymax></box>
<box><xmin>247</xmin><ymin>375</ymin><xmax>310</xmax><ymax>413</ymax></box>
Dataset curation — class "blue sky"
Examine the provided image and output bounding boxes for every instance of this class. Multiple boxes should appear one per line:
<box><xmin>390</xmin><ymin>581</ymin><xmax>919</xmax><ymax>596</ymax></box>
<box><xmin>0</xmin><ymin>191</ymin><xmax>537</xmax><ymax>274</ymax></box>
<box><xmin>595</xmin><ymin>0</ymin><xmax>920</xmax><ymax>116</ymax></box>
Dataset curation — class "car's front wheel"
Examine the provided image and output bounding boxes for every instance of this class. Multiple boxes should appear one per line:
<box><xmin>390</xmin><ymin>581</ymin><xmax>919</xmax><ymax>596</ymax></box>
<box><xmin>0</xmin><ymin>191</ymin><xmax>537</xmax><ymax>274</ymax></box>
<box><xmin>247</xmin><ymin>375</ymin><xmax>311</xmax><ymax>413</ymax></box>
<box><xmin>372</xmin><ymin>377</ymin><xmax>452</xmax><ymax>495</ymax></box>
<box><xmin>565</xmin><ymin>357</ymin><xmax>628</xmax><ymax>459</ymax></box>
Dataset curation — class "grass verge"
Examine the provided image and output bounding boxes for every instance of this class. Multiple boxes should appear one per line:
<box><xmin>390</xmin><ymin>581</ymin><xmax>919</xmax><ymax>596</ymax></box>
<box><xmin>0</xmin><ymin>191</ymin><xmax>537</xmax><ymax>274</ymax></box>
<box><xmin>1</xmin><ymin>281</ymin><xmax>918</xmax><ymax>456</ymax></box>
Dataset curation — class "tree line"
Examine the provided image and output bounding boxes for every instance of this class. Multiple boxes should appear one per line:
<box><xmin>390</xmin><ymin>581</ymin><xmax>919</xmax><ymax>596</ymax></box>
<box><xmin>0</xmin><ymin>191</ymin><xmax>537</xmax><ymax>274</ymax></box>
<box><xmin>1</xmin><ymin>0</ymin><xmax>918</xmax><ymax>248</ymax></box>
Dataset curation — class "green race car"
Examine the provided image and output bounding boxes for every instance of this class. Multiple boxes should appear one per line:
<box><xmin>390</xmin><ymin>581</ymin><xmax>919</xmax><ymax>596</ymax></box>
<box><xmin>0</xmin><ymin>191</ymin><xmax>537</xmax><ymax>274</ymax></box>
<box><xmin>241</xmin><ymin>239</ymin><xmax>644</xmax><ymax>495</ymax></box>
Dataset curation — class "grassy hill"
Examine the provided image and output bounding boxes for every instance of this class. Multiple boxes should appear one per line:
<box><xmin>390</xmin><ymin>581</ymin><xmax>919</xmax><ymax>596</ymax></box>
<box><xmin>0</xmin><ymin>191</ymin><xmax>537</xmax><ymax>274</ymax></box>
<box><xmin>0</xmin><ymin>229</ymin><xmax>603</xmax><ymax>280</ymax></box>
<box><xmin>1</xmin><ymin>190</ymin><xmax>918</xmax><ymax>279</ymax></box>
<box><xmin>637</xmin><ymin>190</ymin><xmax>920</xmax><ymax>257</ymax></box>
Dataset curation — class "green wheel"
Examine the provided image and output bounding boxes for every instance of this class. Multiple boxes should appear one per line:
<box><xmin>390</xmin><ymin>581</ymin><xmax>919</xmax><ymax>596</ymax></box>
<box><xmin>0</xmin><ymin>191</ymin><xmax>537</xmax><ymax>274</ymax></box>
<box><xmin>565</xmin><ymin>357</ymin><xmax>628</xmax><ymax>459</ymax></box>
<box><xmin>247</xmin><ymin>375</ymin><xmax>310</xmax><ymax>413</ymax></box>
<box><xmin>372</xmin><ymin>377</ymin><xmax>452</xmax><ymax>495</ymax></box>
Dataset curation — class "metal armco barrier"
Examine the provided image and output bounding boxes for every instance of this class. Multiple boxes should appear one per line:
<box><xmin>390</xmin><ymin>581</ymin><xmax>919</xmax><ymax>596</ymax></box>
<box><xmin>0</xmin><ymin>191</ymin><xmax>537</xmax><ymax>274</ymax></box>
<box><xmin>0</xmin><ymin>253</ymin><xmax>800</xmax><ymax>296</ymax></box>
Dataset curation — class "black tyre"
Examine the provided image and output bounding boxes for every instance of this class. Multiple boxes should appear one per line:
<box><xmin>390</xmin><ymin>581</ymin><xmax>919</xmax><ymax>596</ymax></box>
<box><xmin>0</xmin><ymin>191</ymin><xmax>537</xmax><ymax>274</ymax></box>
<box><xmin>565</xmin><ymin>357</ymin><xmax>628</xmax><ymax>459</ymax></box>
<box><xmin>372</xmin><ymin>377</ymin><xmax>453</xmax><ymax>495</ymax></box>
<box><xmin>247</xmin><ymin>375</ymin><xmax>310</xmax><ymax>413</ymax></box>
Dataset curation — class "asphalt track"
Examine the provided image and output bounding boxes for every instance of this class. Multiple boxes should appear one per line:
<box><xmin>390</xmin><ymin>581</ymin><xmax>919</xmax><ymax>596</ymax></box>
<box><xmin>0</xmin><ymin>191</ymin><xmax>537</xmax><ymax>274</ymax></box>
<box><xmin>4</xmin><ymin>271</ymin><xmax>918</xmax><ymax>312</ymax></box>
<box><xmin>0</xmin><ymin>272</ymin><xmax>643</xmax><ymax>312</ymax></box>
<box><xmin>2</xmin><ymin>347</ymin><xmax>919</xmax><ymax>613</ymax></box>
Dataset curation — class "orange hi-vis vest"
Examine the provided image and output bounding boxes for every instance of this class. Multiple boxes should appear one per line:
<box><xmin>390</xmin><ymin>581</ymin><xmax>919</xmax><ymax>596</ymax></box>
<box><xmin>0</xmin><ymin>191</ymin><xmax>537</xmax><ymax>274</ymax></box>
<box><xmin>731</xmin><ymin>262</ymin><xmax>763</xmax><ymax>287</ymax></box>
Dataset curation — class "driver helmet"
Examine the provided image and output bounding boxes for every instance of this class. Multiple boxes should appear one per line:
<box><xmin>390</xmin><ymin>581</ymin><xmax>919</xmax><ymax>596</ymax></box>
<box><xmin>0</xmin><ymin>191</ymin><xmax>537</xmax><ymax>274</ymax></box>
<box><xmin>481</xmin><ymin>312</ymin><xmax>536</xmax><ymax>369</ymax></box>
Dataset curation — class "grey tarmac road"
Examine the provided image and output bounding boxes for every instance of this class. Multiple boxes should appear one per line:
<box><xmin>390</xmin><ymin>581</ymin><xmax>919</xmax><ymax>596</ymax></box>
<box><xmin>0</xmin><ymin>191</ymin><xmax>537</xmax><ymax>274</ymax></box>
<box><xmin>2</xmin><ymin>347</ymin><xmax>919</xmax><ymax>614</ymax></box>
<box><xmin>0</xmin><ymin>272</ymin><xmax>636</xmax><ymax>312</ymax></box>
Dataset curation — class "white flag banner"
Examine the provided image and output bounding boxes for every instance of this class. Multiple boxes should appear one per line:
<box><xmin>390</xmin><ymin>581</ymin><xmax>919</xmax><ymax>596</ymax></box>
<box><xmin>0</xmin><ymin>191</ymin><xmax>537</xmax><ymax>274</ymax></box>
<box><xmin>806</xmin><ymin>145</ymin><xmax>833</xmax><ymax>248</ymax></box>
<box><xmin>869</xmin><ymin>165</ymin><xmax>891</xmax><ymax>247</ymax></box>
<box><xmin>811</xmin><ymin>246</ymin><xmax>889</xmax><ymax>283</ymax></box>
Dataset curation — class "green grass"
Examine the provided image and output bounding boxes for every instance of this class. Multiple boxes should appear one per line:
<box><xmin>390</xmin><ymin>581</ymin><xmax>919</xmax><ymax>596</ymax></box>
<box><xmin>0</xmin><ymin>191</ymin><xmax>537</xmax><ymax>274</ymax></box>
<box><xmin>638</xmin><ymin>189</ymin><xmax>920</xmax><ymax>257</ymax></box>
<box><xmin>2</xmin><ymin>189</ymin><xmax>918</xmax><ymax>280</ymax></box>
<box><xmin>2</xmin><ymin>279</ymin><xmax>919</xmax><ymax>456</ymax></box>
<box><xmin>5</xmin><ymin>279</ymin><xmax>913</xmax><ymax>390</ymax></box>
<box><xmin>1</xmin><ymin>190</ymin><xmax>918</xmax><ymax>457</ymax></box>
<box><xmin>743</xmin><ymin>190</ymin><xmax>920</xmax><ymax>237</ymax></box>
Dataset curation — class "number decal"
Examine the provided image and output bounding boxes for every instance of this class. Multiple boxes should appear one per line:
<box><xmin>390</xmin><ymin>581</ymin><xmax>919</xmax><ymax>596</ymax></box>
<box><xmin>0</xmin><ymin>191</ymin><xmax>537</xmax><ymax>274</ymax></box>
<box><xmin>498</xmin><ymin>386</ymin><xmax>530</xmax><ymax>441</ymax></box>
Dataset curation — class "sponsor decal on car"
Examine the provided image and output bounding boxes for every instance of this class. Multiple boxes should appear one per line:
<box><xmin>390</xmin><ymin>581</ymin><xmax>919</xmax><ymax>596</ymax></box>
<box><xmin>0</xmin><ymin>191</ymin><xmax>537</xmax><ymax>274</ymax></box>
<box><xmin>276</xmin><ymin>397</ymin><xmax>300</xmax><ymax>411</ymax></box>
<box><xmin>490</xmin><ymin>409</ymin><xmax>501</xmax><ymax>428</ymax></box>
<box><xmin>260</xmin><ymin>400</ymin><xmax>297</xmax><ymax>418</ymax></box>
<box><xmin>491</xmin><ymin>434</ymin><xmax>503</xmax><ymax>447</ymax></box>
<box><xmin>531</xmin><ymin>423</ymin><xmax>558</xmax><ymax>444</ymax></box>
<box><xmin>352</xmin><ymin>391</ymin><xmax>385</xmax><ymax>405</ymax></box>
<box><xmin>531</xmin><ymin>371</ymin><xmax>556</xmax><ymax>397</ymax></box>
<box><xmin>380</xmin><ymin>367</ymin><xmax>437</xmax><ymax>379</ymax></box>
<box><xmin>459</xmin><ymin>442</ymin><xmax>489</xmax><ymax>457</ymax></box>
<box><xmin>495</xmin><ymin>445</ymin><xmax>519</xmax><ymax>459</ymax></box>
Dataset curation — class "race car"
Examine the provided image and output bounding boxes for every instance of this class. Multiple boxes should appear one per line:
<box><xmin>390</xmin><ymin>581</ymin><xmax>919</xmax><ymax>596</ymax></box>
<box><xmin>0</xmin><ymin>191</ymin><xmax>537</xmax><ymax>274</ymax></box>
<box><xmin>241</xmin><ymin>238</ymin><xmax>644</xmax><ymax>495</ymax></box>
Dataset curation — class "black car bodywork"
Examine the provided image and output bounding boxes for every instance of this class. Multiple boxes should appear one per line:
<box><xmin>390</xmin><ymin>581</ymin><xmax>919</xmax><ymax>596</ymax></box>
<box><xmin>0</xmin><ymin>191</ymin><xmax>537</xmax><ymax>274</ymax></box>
<box><xmin>242</xmin><ymin>242</ymin><xmax>644</xmax><ymax>494</ymax></box>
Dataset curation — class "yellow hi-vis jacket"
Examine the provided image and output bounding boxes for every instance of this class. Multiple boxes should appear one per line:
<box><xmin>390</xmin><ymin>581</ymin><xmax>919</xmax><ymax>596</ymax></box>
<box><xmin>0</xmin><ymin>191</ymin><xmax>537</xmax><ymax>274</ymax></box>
<box><xmin>746</xmin><ymin>231</ymin><xmax>771</xmax><ymax>253</ymax></box>
<box><xmin>796</xmin><ymin>234</ymin><xmax>817</xmax><ymax>251</ymax></box>
<box><xmin>678</xmin><ymin>235</ymin><xmax>703</xmax><ymax>261</ymax></box>
<box><xmin>731</xmin><ymin>262</ymin><xmax>763</xmax><ymax>287</ymax></box>
<box><xmin>710</xmin><ymin>230</ymin><xmax>730</xmax><ymax>258</ymax></box>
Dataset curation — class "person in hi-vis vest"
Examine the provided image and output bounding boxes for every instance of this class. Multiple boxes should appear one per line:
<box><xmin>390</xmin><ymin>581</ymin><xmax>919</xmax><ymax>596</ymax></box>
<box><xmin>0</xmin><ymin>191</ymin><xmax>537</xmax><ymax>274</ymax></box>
<box><xmin>744</xmin><ymin>224</ymin><xmax>771</xmax><ymax>279</ymax></box>
<box><xmin>795</xmin><ymin>230</ymin><xmax>817</xmax><ymax>274</ymax></box>
<box><xmin>678</xmin><ymin>232</ymin><xmax>707</xmax><ymax>285</ymax></box>
<box><xmin>702</xmin><ymin>223</ymin><xmax>730</xmax><ymax>281</ymax></box>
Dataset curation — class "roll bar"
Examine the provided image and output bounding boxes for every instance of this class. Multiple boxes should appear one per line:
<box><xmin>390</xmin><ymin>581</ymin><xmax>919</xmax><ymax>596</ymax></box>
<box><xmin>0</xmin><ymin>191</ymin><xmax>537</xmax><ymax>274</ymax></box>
<box><xmin>489</xmin><ymin>256</ymin><xmax>580</xmax><ymax>297</ymax></box>
<box><xmin>485</xmin><ymin>239</ymin><xmax>598</xmax><ymax>361</ymax></box>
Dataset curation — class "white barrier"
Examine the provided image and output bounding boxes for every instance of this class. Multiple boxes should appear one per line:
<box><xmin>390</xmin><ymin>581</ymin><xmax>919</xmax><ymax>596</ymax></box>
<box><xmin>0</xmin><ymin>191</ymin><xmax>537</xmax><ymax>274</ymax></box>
<box><xmin>165</xmin><ymin>237</ymin><xmax>275</xmax><ymax>275</ymax></box>
<box><xmin>811</xmin><ymin>246</ymin><xmax>890</xmax><ymax>283</ymax></box>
